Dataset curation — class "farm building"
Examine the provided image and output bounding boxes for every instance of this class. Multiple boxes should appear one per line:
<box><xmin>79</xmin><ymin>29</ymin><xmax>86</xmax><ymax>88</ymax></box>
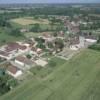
<box><xmin>69</xmin><ymin>35</ymin><xmax>85</xmax><ymax>50</ymax></box>
<box><xmin>85</xmin><ymin>35</ymin><xmax>97</xmax><ymax>43</ymax></box>
<box><xmin>15</xmin><ymin>56</ymin><xmax>35</xmax><ymax>70</ymax></box>
<box><xmin>0</xmin><ymin>50</ymin><xmax>11</xmax><ymax>60</ymax></box>
<box><xmin>82</xmin><ymin>32</ymin><xmax>97</xmax><ymax>43</ymax></box>
<box><xmin>4</xmin><ymin>42</ymin><xmax>29</xmax><ymax>53</ymax></box>
<box><xmin>7</xmin><ymin>65</ymin><xmax>23</xmax><ymax>78</ymax></box>
<box><xmin>0</xmin><ymin>42</ymin><xmax>31</xmax><ymax>60</ymax></box>
<box><xmin>69</xmin><ymin>36</ymin><xmax>80</xmax><ymax>50</ymax></box>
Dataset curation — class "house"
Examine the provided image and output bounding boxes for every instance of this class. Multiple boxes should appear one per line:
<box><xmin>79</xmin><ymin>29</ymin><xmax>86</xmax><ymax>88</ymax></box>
<box><xmin>0</xmin><ymin>50</ymin><xmax>11</xmax><ymax>60</ymax></box>
<box><xmin>66</xmin><ymin>21</ymin><xmax>80</xmax><ymax>34</ymax></box>
<box><xmin>85</xmin><ymin>35</ymin><xmax>97</xmax><ymax>43</ymax></box>
<box><xmin>0</xmin><ymin>42</ymin><xmax>30</xmax><ymax>60</ymax></box>
<box><xmin>31</xmin><ymin>47</ymin><xmax>42</xmax><ymax>55</ymax></box>
<box><xmin>69</xmin><ymin>36</ymin><xmax>80</xmax><ymax>50</ymax></box>
<box><xmin>15</xmin><ymin>56</ymin><xmax>35</xmax><ymax>70</ymax></box>
<box><xmin>69</xmin><ymin>35</ymin><xmax>85</xmax><ymax>50</ymax></box>
<box><xmin>7</xmin><ymin>65</ymin><xmax>23</xmax><ymax>78</ymax></box>
<box><xmin>5</xmin><ymin>42</ymin><xmax>28</xmax><ymax>53</ymax></box>
<box><xmin>40</xmin><ymin>32</ymin><xmax>55</xmax><ymax>42</ymax></box>
<box><xmin>82</xmin><ymin>33</ymin><xmax>97</xmax><ymax>43</ymax></box>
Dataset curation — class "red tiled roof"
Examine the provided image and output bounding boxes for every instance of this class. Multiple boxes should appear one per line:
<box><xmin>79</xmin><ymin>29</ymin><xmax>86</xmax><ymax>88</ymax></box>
<box><xmin>16</xmin><ymin>56</ymin><xmax>34</xmax><ymax>65</ymax></box>
<box><xmin>7</xmin><ymin>65</ymin><xmax>18</xmax><ymax>74</ymax></box>
<box><xmin>19</xmin><ymin>45</ymin><xmax>27</xmax><ymax>50</ymax></box>
<box><xmin>5</xmin><ymin>42</ymin><xmax>27</xmax><ymax>52</ymax></box>
<box><xmin>0</xmin><ymin>50</ymin><xmax>10</xmax><ymax>56</ymax></box>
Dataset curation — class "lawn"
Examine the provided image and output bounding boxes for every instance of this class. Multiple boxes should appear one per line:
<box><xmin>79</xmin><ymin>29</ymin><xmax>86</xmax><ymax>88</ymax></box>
<box><xmin>11</xmin><ymin>18</ymin><xmax>50</xmax><ymax>26</ymax></box>
<box><xmin>1</xmin><ymin>49</ymin><xmax>100</xmax><ymax>100</ymax></box>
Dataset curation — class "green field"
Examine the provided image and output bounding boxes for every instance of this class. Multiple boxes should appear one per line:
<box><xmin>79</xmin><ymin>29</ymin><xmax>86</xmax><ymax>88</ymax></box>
<box><xmin>10</xmin><ymin>17</ymin><xmax>60</xmax><ymax>31</ymax></box>
<box><xmin>30</xmin><ymin>57</ymin><xmax>66</xmax><ymax>79</ymax></box>
<box><xmin>1</xmin><ymin>49</ymin><xmax>100</xmax><ymax>100</ymax></box>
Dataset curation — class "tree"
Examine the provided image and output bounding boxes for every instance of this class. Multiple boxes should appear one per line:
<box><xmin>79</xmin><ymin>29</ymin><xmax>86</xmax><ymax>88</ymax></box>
<box><xmin>7</xmin><ymin>28</ymin><xmax>22</xmax><ymax>37</ymax></box>
<box><xmin>47</xmin><ymin>42</ymin><xmax>54</xmax><ymax>49</ymax></box>
<box><xmin>53</xmin><ymin>32</ymin><xmax>58</xmax><ymax>37</ymax></box>
<box><xmin>55</xmin><ymin>38</ymin><xmax>64</xmax><ymax>51</ymax></box>
<box><xmin>35</xmin><ymin>37</ymin><xmax>45</xmax><ymax>44</ymax></box>
<box><xmin>26</xmin><ymin>54</ymin><xmax>32</xmax><ymax>59</ymax></box>
<box><xmin>30</xmin><ymin>24</ymin><xmax>41</xmax><ymax>32</ymax></box>
<box><xmin>36</xmin><ymin>43</ymin><xmax>45</xmax><ymax>49</ymax></box>
<box><xmin>1</xmin><ymin>39</ymin><xmax>6</xmax><ymax>43</ymax></box>
<box><xmin>0</xmin><ymin>70</ymin><xmax>10</xmax><ymax>95</ymax></box>
<box><xmin>97</xmin><ymin>35</ymin><xmax>100</xmax><ymax>43</ymax></box>
<box><xmin>34</xmin><ymin>15</ymin><xmax>39</xmax><ymax>19</ymax></box>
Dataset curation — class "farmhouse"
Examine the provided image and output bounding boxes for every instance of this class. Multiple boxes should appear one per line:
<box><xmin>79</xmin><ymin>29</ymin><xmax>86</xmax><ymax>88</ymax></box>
<box><xmin>69</xmin><ymin>36</ymin><xmax>80</xmax><ymax>50</ymax></box>
<box><xmin>66</xmin><ymin>21</ymin><xmax>80</xmax><ymax>34</ymax></box>
<box><xmin>0</xmin><ymin>50</ymin><xmax>11</xmax><ymax>60</ymax></box>
<box><xmin>0</xmin><ymin>42</ymin><xmax>31</xmax><ymax>60</ymax></box>
<box><xmin>4</xmin><ymin>42</ymin><xmax>28</xmax><ymax>53</ymax></box>
<box><xmin>85</xmin><ymin>35</ymin><xmax>97</xmax><ymax>43</ymax></box>
<box><xmin>40</xmin><ymin>32</ymin><xmax>55</xmax><ymax>42</ymax></box>
<box><xmin>82</xmin><ymin>32</ymin><xmax>97</xmax><ymax>43</ymax></box>
<box><xmin>7</xmin><ymin>65</ymin><xmax>23</xmax><ymax>78</ymax></box>
<box><xmin>15</xmin><ymin>56</ymin><xmax>35</xmax><ymax>70</ymax></box>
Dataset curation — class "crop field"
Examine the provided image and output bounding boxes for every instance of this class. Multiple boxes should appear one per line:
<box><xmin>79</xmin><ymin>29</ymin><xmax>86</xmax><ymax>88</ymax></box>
<box><xmin>1</xmin><ymin>49</ymin><xmax>100</xmax><ymax>100</ymax></box>
<box><xmin>11</xmin><ymin>18</ymin><xmax>50</xmax><ymax>25</ymax></box>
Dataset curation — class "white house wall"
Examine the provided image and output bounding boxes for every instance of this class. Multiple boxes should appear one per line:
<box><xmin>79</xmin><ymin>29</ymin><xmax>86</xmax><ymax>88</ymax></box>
<box><xmin>15</xmin><ymin>60</ymin><xmax>24</xmax><ymax>66</ymax></box>
<box><xmin>85</xmin><ymin>39</ymin><xmax>97</xmax><ymax>43</ymax></box>
<box><xmin>7</xmin><ymin>70</ymin><xmax>23</xmax><ymax>78</ymax></box>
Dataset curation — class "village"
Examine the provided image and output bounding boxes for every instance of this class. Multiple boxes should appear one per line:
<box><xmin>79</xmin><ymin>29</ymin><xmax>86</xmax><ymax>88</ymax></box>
<box><xmin>0</xmin><ymin>15</ymin><xmax>98</xmax><ymax>82</ymax></box>
<box><xmin>0</xmin><ymin>3</ymin><xmax>100</xmax><ymax>100</ymax></box>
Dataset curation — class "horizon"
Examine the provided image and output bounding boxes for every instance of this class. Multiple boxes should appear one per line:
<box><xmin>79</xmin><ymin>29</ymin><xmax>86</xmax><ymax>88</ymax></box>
<box><xmin>0</xmin><ymin>0</ymin><xmax>100</xmax><ymax>4</ymax></box>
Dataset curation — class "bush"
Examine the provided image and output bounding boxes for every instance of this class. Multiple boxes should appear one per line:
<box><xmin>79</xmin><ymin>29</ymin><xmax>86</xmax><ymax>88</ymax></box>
<box><xmin>26</xmin><ymin>54</ymin><xmax>32</xmax><ymax>59</ymax></box>
<box><xmin>36</xmin><ymin>43</ymin><xmax>45</xmax><ymax>49</ymax></box>
<box><xmin>88</xmin><ymin>44</ymin><xmax>100</xmax><ymax>51</ymax></box>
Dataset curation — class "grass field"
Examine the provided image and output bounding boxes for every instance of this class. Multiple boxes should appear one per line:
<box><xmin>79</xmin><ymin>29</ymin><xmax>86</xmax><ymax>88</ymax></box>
<box><xmin>30</xmin><ymin>57</ymin><xmax>66</xmax><ymax>79</ymax></box>
<box><xmin>1</xmin><ymin>49</ymin><xmax>100</xmax><ymax>100</ymax></box>
<box><xmin>11</xmin><ymin>18</ymin><xmax>50</xmax><ymax>25</ymax></box>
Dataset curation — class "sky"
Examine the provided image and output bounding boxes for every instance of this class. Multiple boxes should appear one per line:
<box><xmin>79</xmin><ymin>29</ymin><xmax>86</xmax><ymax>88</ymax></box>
<box><xmin>0</xmin><ymin>0</ymin><xmax>100</xmax><ymax>4</ymax></box>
